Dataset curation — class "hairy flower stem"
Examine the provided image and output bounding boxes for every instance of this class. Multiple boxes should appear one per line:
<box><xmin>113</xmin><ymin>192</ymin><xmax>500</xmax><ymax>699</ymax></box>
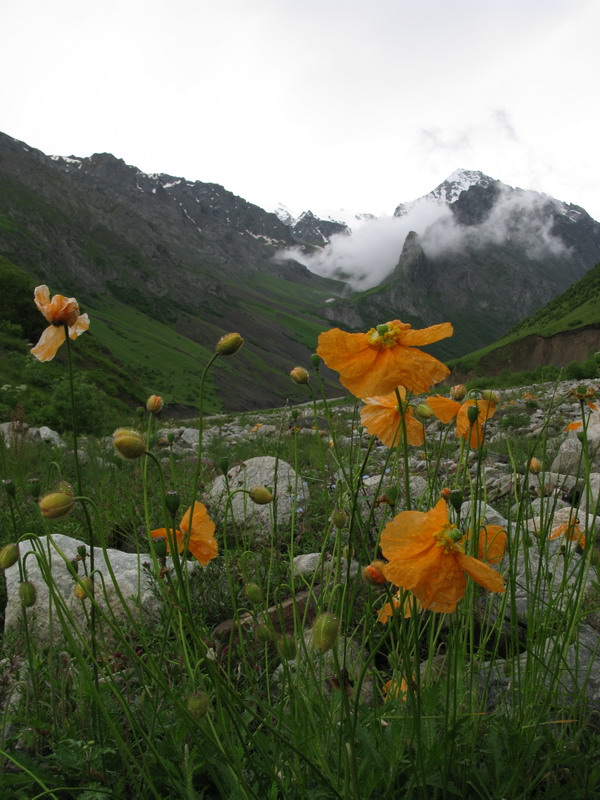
<box><xmin>64</xmin><ymin>328</ymin><xmax>100</xmax><ymax>707</ymax></box>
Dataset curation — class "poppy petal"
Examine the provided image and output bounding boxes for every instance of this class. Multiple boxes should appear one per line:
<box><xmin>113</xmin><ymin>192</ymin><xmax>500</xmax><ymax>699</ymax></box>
<box><xmin>31</xmin><ymin>325</ymin><xmax>66</xmax><ymax>362</ymax></box>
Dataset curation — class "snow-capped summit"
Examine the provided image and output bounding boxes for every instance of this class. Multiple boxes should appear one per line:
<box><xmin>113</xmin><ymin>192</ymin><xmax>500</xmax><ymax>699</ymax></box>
<box><xmin>394</xmin><ymin>169</ymin><xmax>501</xmax><ymax>217</ymax></box>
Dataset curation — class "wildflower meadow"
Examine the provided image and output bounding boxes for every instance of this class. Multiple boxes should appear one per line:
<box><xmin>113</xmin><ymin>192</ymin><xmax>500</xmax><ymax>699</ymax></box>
<box><xmin>0</xmin><ymin>288</ymin><xmax>599</xmax><ymax>799</ymax></box>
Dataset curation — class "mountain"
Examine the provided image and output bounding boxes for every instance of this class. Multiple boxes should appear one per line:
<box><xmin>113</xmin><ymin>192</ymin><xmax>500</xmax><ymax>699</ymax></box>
<box><xmin>323</xmin><ymin>169</ymin><xmax>600</xmax><ymax>359</ymax></box>
<box><xmin>0</xmin><ymin>131</ymin><xmax>348</xmax><ymax>413</ymax></box>
<box><xmin>2</xmin><ymin>132</ymin><xmax>600</xmax><ymax>415</ymax></box>
<box><xmin>449</xmin><ymin>259</ymin><xmax>600</xmax><ymax>380</ymax></box>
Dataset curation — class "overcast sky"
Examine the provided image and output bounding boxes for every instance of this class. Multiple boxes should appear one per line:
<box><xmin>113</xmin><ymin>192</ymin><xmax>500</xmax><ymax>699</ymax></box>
<box><xmin>2</xmin><ymin>0</ymin><xmax>599</xmax><ymax>220</ymax></box>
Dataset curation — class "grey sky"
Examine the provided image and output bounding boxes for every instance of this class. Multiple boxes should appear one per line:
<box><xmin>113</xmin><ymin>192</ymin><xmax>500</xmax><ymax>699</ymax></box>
<box><xmin>2</xmin><ymin>0</ymin><xmax>598</xmax><ymax>218</ymax></box>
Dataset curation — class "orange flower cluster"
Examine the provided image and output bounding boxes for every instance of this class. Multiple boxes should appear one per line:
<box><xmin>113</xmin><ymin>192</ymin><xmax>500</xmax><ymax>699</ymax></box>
<box><xmin>427</xmin><ymin>395</ymin><xmax>497</xmax><ymax>448</ymax></box>
<box><xmin>151</xmin><ymin>503</ymin><xmax>218</xmax><ymax>566</ymax></box>
<box><xmin>379</xmin><ymin>499</ymin><xmax>506</xmax><ymax>613</ymax></box>
<box><xmin>31</xmin><ymin>285</ymin><xmax>90</xmax><ymax>361</ymax></box>
<box><xmin>360</xmin><ymin>388</ymin><xmax>424</xmax><ymax>448</ymax></box>
<box><xmin>316</xmin><ymin>319</ymin><xmax>453</xmax><ymax>398</ymax></box>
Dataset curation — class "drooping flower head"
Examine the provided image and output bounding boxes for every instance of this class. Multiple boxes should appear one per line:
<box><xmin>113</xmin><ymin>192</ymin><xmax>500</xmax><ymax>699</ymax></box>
<box><xmin>151</xmin><ymin>503</ymin><xmax>217</xmax><ymax>566</ymax></box>
<box><xmin>427</xmin><ymin>394</ymin><xmax>497</xmax><ymax>449</ymax></box>
<box><xmin>360</xmin><ymin>387</ymin><xmax>425</xmax><ymax>448</ymax></box>
<box><xmin>31</xmin><ymin>285</ymin><xmax>90</xmax><ymax>361</ymax></box>
<box><xmin>316</xmin><ymin>319</ymin><xmax>453</xmax><ymax>399</ymax></box>
<box><xmin>380</xmin><ymin>499</ymin><xmax>505</xmax><ymax>613</ymax></box>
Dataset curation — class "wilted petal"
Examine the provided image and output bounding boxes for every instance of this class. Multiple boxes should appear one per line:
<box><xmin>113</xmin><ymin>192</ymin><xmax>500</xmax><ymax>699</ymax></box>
<box><xmin>31</xmin><ymin>325</ymin><xmax>66</xmax><ymax>362</ymax></box>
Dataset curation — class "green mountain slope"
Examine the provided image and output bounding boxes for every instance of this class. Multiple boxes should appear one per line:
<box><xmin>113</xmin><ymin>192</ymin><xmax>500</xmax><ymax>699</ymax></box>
<box><xmin>449</xmin><ymin>261</ymin><xmax>600</xmax><ymax>377</ymax></box>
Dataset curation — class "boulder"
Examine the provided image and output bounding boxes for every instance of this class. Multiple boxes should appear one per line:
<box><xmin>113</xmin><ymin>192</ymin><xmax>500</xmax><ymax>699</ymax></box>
<box><xmin>207</xmin><ymin>456</ymin><xmax>309</xmax><ymax>536</ymax></box>
<box><xmin>4</xmin><ymin>533</ymin><xmax>163</xmax><ymax>648</ymax></box>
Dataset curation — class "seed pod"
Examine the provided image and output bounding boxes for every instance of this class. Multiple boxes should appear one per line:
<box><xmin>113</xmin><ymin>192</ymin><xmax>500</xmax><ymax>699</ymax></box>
<box><xmin>312</xmin><ymin>613</ymin><xmax>339</xmax><ymax>653</ymax></box>
<box><xmin>165</xmin><ymin>491</ymin><xmax>180</xmax><ymax>516</ymax></box>
<box><xmin>310</xmin><ymin>353</ymin><xmax>321</xmax><ymax>368</ymax></box>
<box><xmin>449</xmin><ymin>489</ymin><xmax>463</xmax><ymax>513</ymax></box>
<box><xmin>152</xmin><ymin>536</ymin><xmax>168</xmax><ymax>559</ymax></box>
<box><xmin>19</xmin><ymin>581</ymin><xmax>37</xmax><ymax>608</ymax></box>
<box><xmin>466</xmin><ymin>405</ymin><xmax>480</xmax><ymax>424</ymax></box>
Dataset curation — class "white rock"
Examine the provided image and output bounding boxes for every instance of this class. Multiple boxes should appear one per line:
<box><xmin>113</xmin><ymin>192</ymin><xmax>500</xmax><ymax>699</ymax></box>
<box><xmin>207</xmin><ymin>456</ymin><xmax>309</xmax><ymax>534</ymax></box>
<box><xmin>4</xmin><ymin>533</ymin><xmax>162</xmax><ymax>648</ymax></box>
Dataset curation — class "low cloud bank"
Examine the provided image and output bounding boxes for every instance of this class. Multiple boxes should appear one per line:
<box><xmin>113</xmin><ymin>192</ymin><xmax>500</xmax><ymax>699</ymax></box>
<box><xmin>275</xmin><ymin>188</ymin><xmax>568</xmax><ymax>291</ymax></box>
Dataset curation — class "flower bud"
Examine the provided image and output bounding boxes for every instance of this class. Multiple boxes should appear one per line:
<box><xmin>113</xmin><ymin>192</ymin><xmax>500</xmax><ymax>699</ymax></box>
<box><xmin>215</xmin><ymin>332</ymin><xmax>244</xmax><ymax>356</ymax></box>
<box><xmin>331</xmin><ymin>509</ymin><xmax>348</xmax><ymax>529</ymax></box>
<box><xmin>311</xmin><ymin>613</ymin><xmax>339</xmax><ymax>653</ymax></box>
<box><xmin>449</xmin><ymin>489</ymin><xmax>463</xmax><ymax>513</ymax></box>
<box><xmin>73</xmin><ymin>576</ymin><xmax>94</xmax><ymax>600</ymax></box>
<box><xmin>255</xmin><ymin>624</ymin><xmax>272</xmax><ymax>643</ymax></box>
<box><xmin>249</xmin><ymin>486</ymin><xmax>273</xmax><ymax>505</ymax></box>
<box><xmin>146</xmin><ymin>395</ymin><xmax>163</xmax><ymax>414</ymax></box>
<box><xmin>186</xmin><ymin>691</ymin><xmax>210</xmax><ymax>719</ymax></box>
<box><xmin>77</xmin><ymin>545</ymin><xmax>87</xmax><ymax>559</ymax></box>
<box><xmin>528</xmin><ymin>457</ymin><xmax>542</xmax><ymax>475</ymax></box>
<box><xmin>310</xmin><ymin>353</ymin><xmax>321</xmax><ymax>368</ymax></box>
<box><xmin>244</xmin><ymin>582</ymin><xmax>263</xmax><ymax>604</ymax></box>
<box><xmin>290</xmin><ymin>367</ymin><xmax>310</xmax><ymax>385</ymax></box>
<box><xmin>362</xmin><ymin>560</ymin><xmax>387</xmax><ymax>586</ymax></box>
<box><xmin>113</xmin><ymin>428</ymin><xmax>146</xmax><ymax>459</ymax></box>
<box><xmin>466</xmin><ymin>405</ymin><xmax>480</xmax><ymax>424</ymax></box>
<box><xmin>39</xmin><ymin>488</ymin><xmax>74</xmax><ymax>519</ymax></box>
<box><xmin>481</xmin><ymin>390</ymin><xmax>500</xmax><ymax>404</ymax></box>
<box><xmin>450</xmin><ymin>384</ymin><xmax>467</xmax><ymax>401</ymax></box>
<box><xmin>2</xmin><ymin>478</ymin><xmax>16</xmax><ymax>498</ymax></box>
<box><xmin>440</xmin><ymin>487</ymin><xmax>451</xmax><ymax>501</ymax></box>
<box><xmin>277</xmin><ymin>635</ymin><xmax>297</xmax><ymax>661</ymax></box>
<box><xmin>0</xmin><ymin>543</ymin><xmax>20</xmax><ymax>570</ymax></box>
<box><xmin>415</xmin><ymin>403</ymin><xmax>434</xmax><ymax>420</ymax></box>
<box><xmin>19</xmin><ymin>581</ymin><xmax>37</xmax><ymax>608</ymax></box>
<box><xmin>165</xmin><ymin>490</ymin><xmax>180</xmax><ymax>516</ymax></box>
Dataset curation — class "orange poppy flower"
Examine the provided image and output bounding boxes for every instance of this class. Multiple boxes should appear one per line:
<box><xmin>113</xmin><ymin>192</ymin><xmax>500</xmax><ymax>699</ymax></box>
<box><xmin>549</xmin><ymin>518</ymin><xmax>585</xmax><ymax>548</ymax></box>
<box><xmin>316</xmin><ymin>319</ymin><xmax>453</xmax><ymax>398</ymax></box>
<box><xmin>360</xmin><ymin>388</ymin><xmax>425</xmax><ymax>448</ymax></box>
<box><xmin>566</xmin><ymin>421</ymin><xmax>582</xmax><ymax>432</ymax></box>
<box><xmin>379</xmin><ymin>499</ymin><xmax>505</xmax><ymax>613</ymax></box>
<box><xmin>427</xmin><ymin>395</ymin><xmax>497</xmax><ymax>448</ymax></box>
<box><xmin>31</xmin><ymin>285</ymin><xmax>90</xmax><ymax>361</ymax></box>
<box><xmin>151</xmin><ymin>503</ymin><xmax>218</xmax><ymax>566</ymax></box>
